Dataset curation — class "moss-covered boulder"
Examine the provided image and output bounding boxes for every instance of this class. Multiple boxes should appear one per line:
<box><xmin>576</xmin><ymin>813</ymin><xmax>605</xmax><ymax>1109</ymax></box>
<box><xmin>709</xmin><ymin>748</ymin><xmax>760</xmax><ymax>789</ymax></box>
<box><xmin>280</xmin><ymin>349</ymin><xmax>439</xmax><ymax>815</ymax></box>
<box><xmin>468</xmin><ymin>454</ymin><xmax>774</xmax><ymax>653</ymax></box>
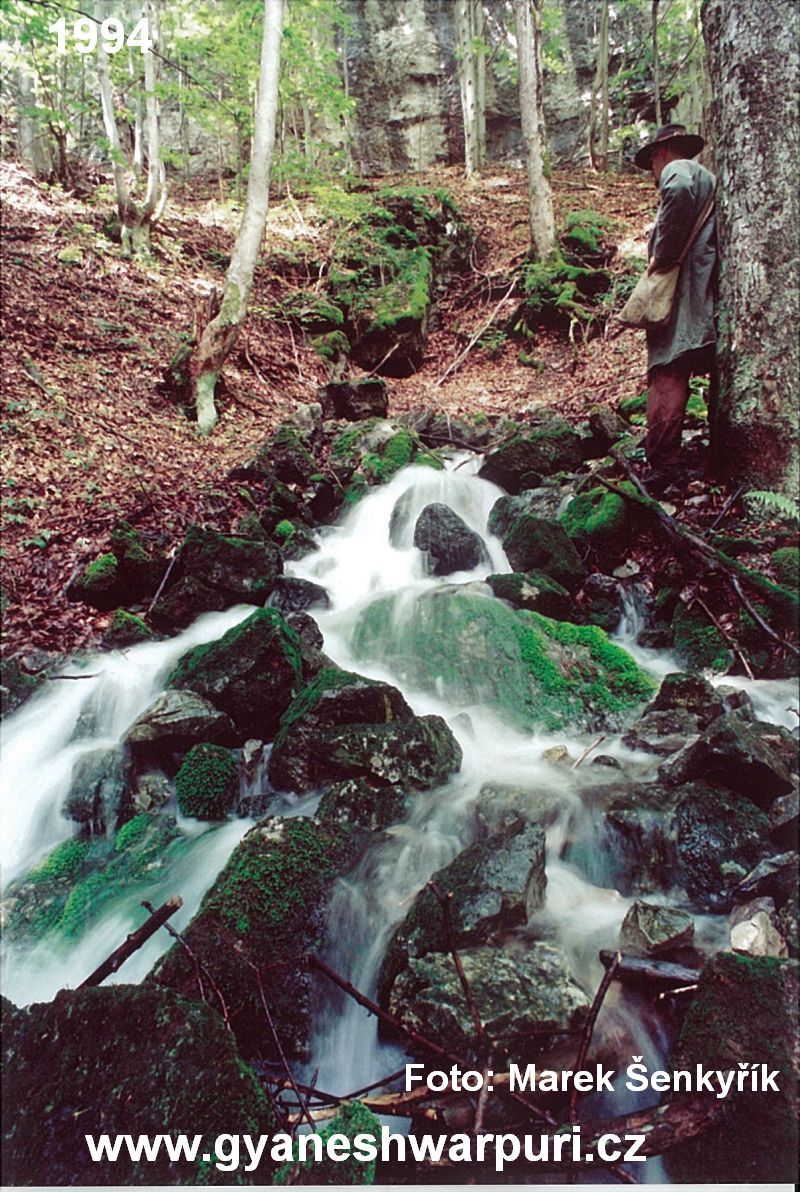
<box><xmin>771</xmin><ymin>545</ymin><xmax>799</xmax><ymax>590</ymax></box>
<box><xmin>648</xmin><ymin>671</ymin><xmax>727</xmax><ymax>724</ymax></box>
<box><xmin>269</xmin><ymin>665</ymin><xmax>461</xmax><ymax>795</ymax></box>
<box><xmin>671</xmin><ymin>603</ymin><xmax>734</xmax><ymax>673</ymax></box>
<box><xmin>66</xmin><ymin>552</ymin><xmax>122</xmax><ymax>611</ymax></box>
<box><xmin>413</xmin><ymin>503</ymin><xmax>488</xmax><ymax>576</ymax></box>
<box><xmin>560</xmin><ymin>484</ymin><xmax>637</xmax><ymax>555</ymax></box>
<box><xmin>379</xmin><ymin>819</ymin><xmax>546</xmax><ymax>1007</ymax></box>
<box><xmin>316</xmin><ymin>778</ymin><xmax>409</xmax><ymax>831</ymax></box>
<box><xmin>487</xmin><ymin>486</ymin><xmax>565</xmax><ymax>538</ymax></box>
<box><xmin>1</xmin><ymin>984</ymin><xmax>274</xmax><ymax>1186</ymax></box>
<box><xmin>658</xmin><ymin>712</ymin><xmax>797</xmax><ymax>807</ymax></box>
<box><xmin>166</xmin><ymin>608</ymin><xmax>303</xmax><ymax>743</ymax></box>
<box><xmin>149</xmin><ymin>816</ymin><xmax>359</xmax><ymax>1059</ymax></box>
<box><xmin>2</xmin><ymin>814</ymin><xmax>182</xmax><ymax>945</ymax></box>
<box><xmin>171</xmin><ymin>525</ymin><xmax>283</xmax><ymax>608</ymax></box>
<box><xmin>175</xmin><ymin>743</ymin><xmax>238</xmax><ymax>820</ymax></box>
<box><xmin>66</xmin><ymin>523</ymin><xmax>165</xmax><ymax>611</ymax></box>
<box><xmin>319</xmin><ymin>377</ymin><xmax>388</xmax><ymax>421</ymax></box>
<box><xmin>274</xmin><ymin>1100</ymin><xmax>380</xmax><ymax>1185</ymax></box>
<box><xmin>672</xmin><ymin>780</ymin><xmax>770</xmax><ymax>910</ymax></box>
<box><xmin>487</xmin><ymin>570</ymin><xmax>573</xmax><ymax>619</ymax></box>
<box><xmin>350</xmin><ymin>588</ymin><xmax>654</xmax><ymax>733</ymax></box>
<box><xmin>502</xmin><ymin>515</ymin><xmax>587</xmax><ymax>589</ymax></box>
<box><xmin>479</xmin><ymin>423</ymin><xmax>583</xmax><ymax>491</ymax></box>
<box><xmin>667</xmin><ymin>952</ymin><xmax>798</xmax><ymax>1184</ymax></box>
<box><xmin>389</xmin><ymin>943</ymin><xmax>589</xmax><ymax>1061</ymax></box>
<box><xmin>149</xmin><ymin>575</ymin><xmax>228</xmax><ymax>631</ymax></box>
<box><xmin>100</xmin><ymin>609</ymin><xmax>154</xmax><ymax>650</ymax></box>
<box><xmin>0</xmin><ymin>654</ymin><xmax>51</xmax><ymax>716</ymax></box>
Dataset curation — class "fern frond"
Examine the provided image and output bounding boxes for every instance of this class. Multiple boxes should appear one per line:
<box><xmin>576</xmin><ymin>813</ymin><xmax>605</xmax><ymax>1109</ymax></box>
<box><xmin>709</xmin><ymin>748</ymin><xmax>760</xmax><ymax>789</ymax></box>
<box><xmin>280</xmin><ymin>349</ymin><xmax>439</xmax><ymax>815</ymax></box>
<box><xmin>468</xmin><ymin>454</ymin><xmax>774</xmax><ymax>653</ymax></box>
<box><xmin>744</xmin><ymin>490</ymin><xmax>800</xmax><ymax>522</ymax></box>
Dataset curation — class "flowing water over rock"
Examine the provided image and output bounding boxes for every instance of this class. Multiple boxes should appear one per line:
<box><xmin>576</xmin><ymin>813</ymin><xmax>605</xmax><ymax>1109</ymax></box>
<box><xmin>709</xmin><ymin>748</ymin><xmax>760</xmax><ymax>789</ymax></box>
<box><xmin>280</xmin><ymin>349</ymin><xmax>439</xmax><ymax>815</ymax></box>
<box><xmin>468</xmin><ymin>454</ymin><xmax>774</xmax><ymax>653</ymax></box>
<box><xmin>2</xmin><ymin>458</ymin><xmax>797</xmax><ymax>1182</ymax></box>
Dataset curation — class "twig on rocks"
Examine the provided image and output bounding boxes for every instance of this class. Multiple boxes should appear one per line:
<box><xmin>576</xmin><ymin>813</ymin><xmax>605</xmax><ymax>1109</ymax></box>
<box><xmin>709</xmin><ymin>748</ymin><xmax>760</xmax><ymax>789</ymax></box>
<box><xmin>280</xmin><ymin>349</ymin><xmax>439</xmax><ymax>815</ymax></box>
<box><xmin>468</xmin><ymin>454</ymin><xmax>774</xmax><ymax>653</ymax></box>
<box><xmin>428</xmin><ymin>881</ymin><xmax>487</xmax><ymax>1048</ymax></box>
<box><xmin>569</xmin><ymin>951</ymin><xmax>620</xmax><ymax>1122</ymax></box>
<box><xmin>571</xmin><ymin>734</ymin><xmax>606</xmax><ymax>769</ymax></box>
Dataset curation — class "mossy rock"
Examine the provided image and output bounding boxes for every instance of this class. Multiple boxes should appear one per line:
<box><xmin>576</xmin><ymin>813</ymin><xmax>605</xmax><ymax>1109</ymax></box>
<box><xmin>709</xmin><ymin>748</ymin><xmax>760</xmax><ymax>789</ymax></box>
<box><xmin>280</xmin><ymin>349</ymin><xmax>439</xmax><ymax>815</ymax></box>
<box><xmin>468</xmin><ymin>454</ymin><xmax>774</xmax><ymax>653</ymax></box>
<box><xmin>379</xmin><ymin>818</ymin><xmax>546</xmax><ymax>1007</ymax></box>
<box><xmin>109</xmin><ymin>520</ymin><xmax>163</xmax><ymax>595</ymax></box>
<box><xmin>265</xmin><ymin>422</ymin><xmax>317</xmax><ymax>486</ymax></box>
<box><xmin>618</xmin><ymin>392</ymin><xmax>647</xmax><ymax>423</ymax></box>
<box><xmin>175</xmin><ymin>744</ymin><xmax>238</xmax><ymax>820</ymax></box>
<box><xmin>1</xmin><ymin>837</ymin><xmax>108</xmax><ymax>943</ymax></box>
<box><xmin>149</xmin><ymin>575</ymin><xmax>228</xmax><ymax>631</ymax></box>
<box><xmin>312</xmin><ymin>329</ymin><xmax>350</xmax><ymax>366</ymax></box>
<box><xmin>478</xmin><ymin>425</ymin><xmax>583</xmax><ymax>492</ymax></box>
<box><xmin>1</xmin><ymin>984</ymin><xmax>274</xmax><ymax>1185</ymax></box>
<box><xmin>274</xmin><ymin>1100</ymin><xmax>380</xmax><ymax>1185</ymax></box>
<box><xmin>560</xmin><ymin>484</ymin><xmax>638</xmax><ymax>554</ymax></box>
<box><xmin>268</xmin><ymin>665</ymin><xmax>460</xmax><ymax>795</ymax></box>
<box><xmin>172</xmin><ymin>525</ymin><xmax>283</xmax><ymax>608</ymax></box>
<box><xmin>362</xmin><ymin>429</ymin><xmax>416</xmax><ymax>484</ymax></box>
<box><xmin>319</xmin><ymin>377</ymin><xmax>388</xmax><ymax>421</ymax></box>
<box><xmin>167</xmin><ymin>608</ymin><xmax>303</xmax><ymax>743</ymax></box>
<box><xmin>672</xmin><ymin>780</ymin><xmax>770</xmax><ymax>910</ymax></box>
<box><xmin>502</xmin><ymin>515</ymin><xmax>587</xmax><ymax>590</ymax></box>
<box><xmin>667</xmin><ymin>952</ymin><xmax>798</xmax><ymax>1183</ymax></box>
<box><xmin>148</xmin><ymin>816</ymin><xmax>360</xmax><ymax>1059</ymax></box>
<box><xmin>350</xmin><ymin>588</ymin><xmax>655</xmax><ymax>733</ymax></box>
<box><xmin>486</xmin><ymin>570</ymin><xmax>573</xmax><ymax>619</ymax></box>
<box><xmin>101</xmin><ymin>609</ymin><xmax>154</xmax><ymax>650</ymax></box>
<box><xmin>0</xmin><ymin>655</ymin><xmax>50</xmax><ymax>716</ymax></box>
<box><xmin>671</xmin><ymin>603</ymin><xmax>734</xmax><ymax>673</ymax></box>
<box><xmin>66</xmin><ymin>552</ymin><xmax>122</xmax><ymax>611</ymax></box>
<box><xmin>316</xmin><ymin>778</ymin><xmax>409</xmax><ymax>831</ymax></box>
<box><xmin>771</xmin><ymin>546</ymin><xmax>800</xmax><ymax>590</ymax></box>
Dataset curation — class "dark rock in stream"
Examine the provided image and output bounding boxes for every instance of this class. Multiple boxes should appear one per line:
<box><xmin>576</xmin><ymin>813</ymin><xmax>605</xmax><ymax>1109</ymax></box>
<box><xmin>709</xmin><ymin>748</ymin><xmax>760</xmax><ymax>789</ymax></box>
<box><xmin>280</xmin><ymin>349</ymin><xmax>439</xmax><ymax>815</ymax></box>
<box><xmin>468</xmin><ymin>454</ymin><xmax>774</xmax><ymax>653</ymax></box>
<box><xmin>667</xmin><ymin>952</ymin><xmax>798</xmax><ymax>1184</ymax></box>
<box><xmin>317</xmin><ymin>778</ymin><xmax>410</xmax><ymax>831</ymax></box>
<box><xmin>318</xmin><ymin>377</ymin><xmax>388</xmax><ymax>421</ymax></box>
<box><xmin>389</xmin><ymin>943</ymin><xmax>589</xmax><ymax>1060</ymax></box>
<box><xmin>486</xmin><ymin>570</ymin><xmax>573</xmax><ymax>619</ymax></box>
<box><xmin>413</xmin><ymin>503</ymin><xmax>488</xmax><ymax>576</ymax></box>
<box><xmin>658</xmin><ymin>712</ymin><xmax>797</xmax><ymax>806</ymax></box>
<box><xmin>63</xmin><ymin>746</ymin><xmax>132</xmax><ymax>835</ymax></box>
<box><xmin>487</xmin><ymin>486</ymin><xmax>566</xmax><ymax>538</ymax></box>
<box><xmin>148</xmin><ymin>815</ymin><xmax>361</xmax><ymax>1060</ymax></box>
<box><xmin>166</xmin><ymin>608</ymin><xmax>303</xmax><ymax>743</ymax></box>
<box><xmin>268</xmin><ymin>665</ymin><xmax>462</xmax><ymax>794</ymax></box>
<box><xmin>1</xmin><ymin>985</ymin><xmax>274</xmax><ymax>1186</ymax></box>
<box><xmin>502</xmin><ymin>515</ymin><xmax>587</xmax><ymax>590</ymax></box>
<box><xmin>619</xmin><ymin>900</ymin><xmax>695</xmax><ymax>956</ymax></box>
<box><xmin>378</xmin><ymin>818</ymin><xmax>546</xmax><ymax>1007</ymax></box>
<box><xmin>479</xmin><ymin>421</ymin><xmax>583</xmax><ymax>491</ymax></box>
<box><xmin>673</xmin><ymin>780</ymin><xmax>771</xmax><ymax>910</ymax></box>
<box><xmin>268</xmin><ymin>575</ymin><xmax>331</xmax><ymax>614</ymax></box>
<box><xmin>125</xmin><ymin>689</ymin><xmax>236</xmax><ymax>758</ymax></box>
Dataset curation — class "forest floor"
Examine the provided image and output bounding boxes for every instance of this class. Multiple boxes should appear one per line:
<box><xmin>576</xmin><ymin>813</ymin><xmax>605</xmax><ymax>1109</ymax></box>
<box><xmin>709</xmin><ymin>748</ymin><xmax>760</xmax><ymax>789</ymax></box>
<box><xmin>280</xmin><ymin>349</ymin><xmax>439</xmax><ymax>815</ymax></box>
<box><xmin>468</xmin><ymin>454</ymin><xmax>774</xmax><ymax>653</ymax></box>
<box><xmin>0</xmin><ymin>159</ymin><xmax>785</xmax><ymax>663</ymax></box>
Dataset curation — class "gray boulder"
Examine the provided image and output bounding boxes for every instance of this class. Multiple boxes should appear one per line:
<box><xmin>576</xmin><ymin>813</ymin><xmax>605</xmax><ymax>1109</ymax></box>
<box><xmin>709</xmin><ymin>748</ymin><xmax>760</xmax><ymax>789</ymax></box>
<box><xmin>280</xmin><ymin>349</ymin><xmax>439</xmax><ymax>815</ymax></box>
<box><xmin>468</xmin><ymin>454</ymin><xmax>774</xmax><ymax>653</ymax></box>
<box><xmin>619</xmin><ymin>900</ymin><xmax>695</xmax><ymax>956</ymax></box>
<box><xmin>413</xmin><ymin>503</ymin><xmax>488</xmax><ymax>576</ymax></box>
<box><xmin>63</xmin><ymin>746</ymin><xmax>131</xmax><ymax>835</ymax></box>
<box><xmin>659</xmin><ymin>713</ymin><xmax>797</xmax><ymax>807</ymax></box>
<box><xmin>125</xmin><ymin>689</ymin><xmax>236</xmax><ymax>756</ymax></box>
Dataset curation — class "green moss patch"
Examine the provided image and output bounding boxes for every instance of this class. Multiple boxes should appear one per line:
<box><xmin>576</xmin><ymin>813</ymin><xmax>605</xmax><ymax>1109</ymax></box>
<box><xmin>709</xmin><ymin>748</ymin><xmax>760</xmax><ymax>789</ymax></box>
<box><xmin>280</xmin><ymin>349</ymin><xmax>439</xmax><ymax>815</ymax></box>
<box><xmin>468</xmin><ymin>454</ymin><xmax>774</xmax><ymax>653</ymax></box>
<box><xmin>175</xmin><ymin>744</ymin><xmax>238</xmax><ymax>820</ymax></box>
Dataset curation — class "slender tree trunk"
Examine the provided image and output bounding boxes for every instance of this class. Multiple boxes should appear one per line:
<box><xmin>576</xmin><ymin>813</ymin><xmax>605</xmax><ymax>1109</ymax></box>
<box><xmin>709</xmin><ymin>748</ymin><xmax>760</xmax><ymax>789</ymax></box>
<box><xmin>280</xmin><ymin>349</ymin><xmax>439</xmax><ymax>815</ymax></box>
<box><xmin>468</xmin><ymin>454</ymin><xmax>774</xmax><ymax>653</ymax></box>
<box><xmin>129</xmin><ymin>50</ymin><xmax>144</xmax><ymax>179</ymax></box>
<box><xmin>590</xmin><ymin>0</ymin><xmax>609</xmax><ymax>170</ymax></box>
<box><xmin>455</xmin><ymin>0</ymin><xmax>477</xmax><ymax>177</ymax></box>
<box><xmin>138</xmin><ymin>0</ymin><xmax>165</xmax><ymax>248</ymax></box>
<box><xmin>702</xmin><ymin>0</ymin><xmax>799</xmax><ymax>496</ymax></box>
<box><xmin>513</xmin><ymin>0</ymin><xmax>556</xmax><ymax>259</ymax></box>
<box><xmin>96</xmin><ymin>10</ymin><xmax>135</xmax><ymax>253</ymax></box>
<box><xmin>192</xmin><ymin>0</ymin><xmax>285</xmax><ymax>436</ymax></box>
<box><xmin>652</xmin><ymin>0</ymin><xmax>662</xmax><ymax>126</ymax></box>
<box><xmin>17</xmin><ymin>66</ymin><xmax>50</xmax><ymax>178</ymax></box>
<box><xmin>474</xmin><ymin>0</ymin><xmax>486</xmax><ymax>168</ymax></box>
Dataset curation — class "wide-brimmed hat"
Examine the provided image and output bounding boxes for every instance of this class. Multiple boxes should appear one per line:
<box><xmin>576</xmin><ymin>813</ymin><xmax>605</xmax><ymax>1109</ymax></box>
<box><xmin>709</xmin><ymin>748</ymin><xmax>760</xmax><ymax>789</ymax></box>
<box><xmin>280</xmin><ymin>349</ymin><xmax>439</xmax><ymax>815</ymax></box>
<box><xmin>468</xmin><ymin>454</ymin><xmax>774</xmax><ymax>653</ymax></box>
<box><xmin>634</xmin><ymin>123</ymin><xmax>705</xmax><ymax>170</ymax></box>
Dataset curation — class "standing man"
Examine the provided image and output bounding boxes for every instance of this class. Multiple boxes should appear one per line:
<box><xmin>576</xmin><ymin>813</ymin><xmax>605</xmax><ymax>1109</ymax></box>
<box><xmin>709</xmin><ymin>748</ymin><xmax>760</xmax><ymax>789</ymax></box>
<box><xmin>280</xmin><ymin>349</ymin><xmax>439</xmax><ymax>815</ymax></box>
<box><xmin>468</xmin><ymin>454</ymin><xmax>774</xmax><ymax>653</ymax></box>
<box><xmin>634</xmin><ymin>124</ymin><xmax>717</xmax><ymax>495</ymax></box>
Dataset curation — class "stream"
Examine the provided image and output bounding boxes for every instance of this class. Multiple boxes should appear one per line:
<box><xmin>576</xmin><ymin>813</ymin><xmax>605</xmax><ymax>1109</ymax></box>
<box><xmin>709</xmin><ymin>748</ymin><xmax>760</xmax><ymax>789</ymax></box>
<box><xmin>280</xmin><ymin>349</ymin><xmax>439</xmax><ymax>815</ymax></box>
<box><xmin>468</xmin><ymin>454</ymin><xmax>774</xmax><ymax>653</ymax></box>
<box><xmin>2</xmin><ymin>457</ymin><xmax>796</xmax><ymax>1182</ymax></box>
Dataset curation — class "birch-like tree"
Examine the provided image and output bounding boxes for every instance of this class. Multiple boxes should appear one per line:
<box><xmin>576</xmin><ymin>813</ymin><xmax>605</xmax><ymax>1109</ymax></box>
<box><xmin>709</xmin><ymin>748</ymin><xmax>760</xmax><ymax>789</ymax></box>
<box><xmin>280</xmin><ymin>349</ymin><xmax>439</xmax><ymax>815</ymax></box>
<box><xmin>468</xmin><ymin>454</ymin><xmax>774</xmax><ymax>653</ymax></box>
<box><xmin>192</xmin><ymin>0</ymin><xmax>284</xmax><ymax>436</ymax></box>
<box><xmin>588</xmin><ymin>0</ymin><xmax>609</xmax><ymax>170</ymax></box>
<box><xmin>96</xmin><ymin>0</ymin><xmax>166</xmax><ymax>255</ymax></box>
<box><xmin>513</xmin><ymin>0</ymin><xmax>556</xmax><ymax>259</ymax></box>
<box><xmin>455</xmin><ymin>0</ymin><xmax>486</xmax><ymax>177</ymax></box>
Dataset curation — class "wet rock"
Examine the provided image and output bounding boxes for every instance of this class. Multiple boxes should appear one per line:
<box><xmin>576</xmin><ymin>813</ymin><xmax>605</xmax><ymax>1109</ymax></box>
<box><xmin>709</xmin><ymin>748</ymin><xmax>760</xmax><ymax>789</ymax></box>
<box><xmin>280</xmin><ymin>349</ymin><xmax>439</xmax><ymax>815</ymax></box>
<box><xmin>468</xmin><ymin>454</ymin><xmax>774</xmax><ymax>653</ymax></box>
<box><xmin>175</xmin><ymin>743</ymin><xmax>238</xmax><ymax>820</ymax></box>
<box><xmin>769</xmin><ymin>789</ymin><xmax>799</xmax><ymax>849</ymax></box>
<box><xmin>149</xmin><ymin>816</ymin><xmax>359</xmax><ymax>1059</ymax></box>
<box><xmin>487</xmin><ymin>486</ymin><xmax>566</xmax><ymax>538</ymax></box>
<box><xmin>100</xmin><ymin>609</ymin><xmax>154</xmax><ymax>650</ymax></box>
<box><xmin>619</xmin><ymin>900</ymin><xmax>695</xmax><ymax>956</ymax></box>
<box><xmin>541</xmin><ymin>744</ymin><xmax>573</xmax><ymax>765</ymax></box>
<box><xmin>316</xmin><ymin>778</ymin><xmax>409</xmax><ymax>831</ymax></box>
<box><xmin>647</xmin><ymin>672</ymin><xmax>727</xmax><ymax>725</ymax></box>
<box><xmin>149</xmin><ymin>575</ymin><xmax>227</xmax><ymax>631</ymax></box>
<box><xmin>733</xmin><ymin>851</ymin><xmax>798</xmax><ymax>907</ymax></box>
<box><xmin>486</xmin><ymin>570</ymin><xmax>573</xmax><ymax>619</ymax></box>
<box><xmin>575</xmin><ymin>782</ymin><xmax>677</xmax><ymax>895</ymax></box>
<box><xmin>729</xmin><ymin>897</ymin><xmax>788</xmax><ymax>958</ymax></box>
<box><xmin>269</xmin><ymin>663</ymin><xmax>462</xmax><ymax>797</ymax></box>
<box><xmin>125</xmin><ymin>689</ymin><xmax>236</xmax><ymax>759</ymax></box>
<box><xmin>622</xmin><ymin>708</ymin><xmax>703</xmax><ymax>756</ymax></box>
<box><xmin>166</xmin><ymin>608</ymin><xmax>303</xmax><ymax>744</ymax></box>
<box><xmin>475</xmin><ymin>783</ymin><xmax>566</xmax><ymax>835</ymax></box>
<box><xmin>667</xmin><ymin>952</ymin><xmax>798</xmax><ymax>1184</ymax></box>
<box><xmin>1</xmin><ymin>984</ymin><xmax>274</xmax><ymax>1186</ymax></box>
<box><xmin>413</xmin><ymin>503</ymin><xmax>488</xmax><ymax>576</ymax></box>
<box><xmin>379</xmin><ymin>819</ymin><xmax>547</xmax><ymax>1006</ymax></box>
<box><xmin>479</xmin><ymin>423</ymin><xmax>583</xmax><ymax>492</ymax></box>
<box><xmin>285</xmin><ymin>611</ymin><xmax>328</xmax><ymax>678</ymax></box>
<box><xmin>351</xmin><ymin>587</ymin><xmax>655</xmax><ymax>734</ymax></box>
<box><xmin>63</xmin><ymin>746</ymin><xmax>132</xmax><ymax>835</ymax></box>
<box><xmin>389</xmin><ymin>943</ymin><xmax>589</xmax><ymax>1059</ymax></box>
<box><xmin>673</xmin><ymin>780</ymin><xmax>770</xmax><ymax>910</ymax></box>
<box><xmin>318</xmin><ymin>377</ymin><xmax>388</xmax><ymax>421</ymax></box>
<box><xmin>268</xmin><ymin>576</ymin><xmax>330</xmax><ymax>615</ymax></box>
<box><xmin>592</xmin><ymin>754</ymin><xmax>622</xmax><ymax>769</ymax></box>
<box><xmin>658</xmin><ymin>713</ymin><xmax>797</xmax><ymax>807</ymax></box>
<box><xmin>502</xmin><ymin>516</ymin><xmax>586</xmax><ymax>590</ymax></box>
<box><xmin>0</xmin><ymin>653</ymin><xmax>54</xmax><ymax>716</ymax></box>
<box><xmin>579</xmin><ymin>573</ymin><xmax>624</xmax><ymax>632</ymax></box>
<box><xmin>170</xmin><ymin>525</ymin><xmax>283</xmax><ymax>608</ymax></box>
<box><xmin>560</xmin><ymin>484</ymin><xmax>637</xmax><ymax>556</ymax></box>
<box><xmin>128</xmin><ymin>768</ymin><xmax>172</xmax><ymax>815</ymax></box>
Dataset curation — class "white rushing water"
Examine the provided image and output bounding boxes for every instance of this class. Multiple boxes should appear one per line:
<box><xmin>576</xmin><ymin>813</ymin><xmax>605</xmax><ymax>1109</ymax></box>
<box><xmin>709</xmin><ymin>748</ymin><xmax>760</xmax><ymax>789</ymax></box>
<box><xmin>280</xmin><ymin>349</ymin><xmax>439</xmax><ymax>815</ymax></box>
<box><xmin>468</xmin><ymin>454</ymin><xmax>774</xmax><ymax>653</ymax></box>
<box><xmin>2</xmin><ymin>457</ymin><xmax>795</xmax><ymax>1183</ymax></box>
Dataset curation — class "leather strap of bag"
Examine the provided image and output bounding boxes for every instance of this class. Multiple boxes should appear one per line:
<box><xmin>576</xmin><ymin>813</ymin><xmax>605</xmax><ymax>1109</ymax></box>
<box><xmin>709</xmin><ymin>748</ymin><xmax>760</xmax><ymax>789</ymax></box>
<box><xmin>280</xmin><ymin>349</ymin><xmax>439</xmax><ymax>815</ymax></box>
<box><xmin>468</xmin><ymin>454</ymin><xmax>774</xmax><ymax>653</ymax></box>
<box><xmin>676</xmin><ymin>188</ymin><xmax>716</xmax><ymax>266</ymax></box>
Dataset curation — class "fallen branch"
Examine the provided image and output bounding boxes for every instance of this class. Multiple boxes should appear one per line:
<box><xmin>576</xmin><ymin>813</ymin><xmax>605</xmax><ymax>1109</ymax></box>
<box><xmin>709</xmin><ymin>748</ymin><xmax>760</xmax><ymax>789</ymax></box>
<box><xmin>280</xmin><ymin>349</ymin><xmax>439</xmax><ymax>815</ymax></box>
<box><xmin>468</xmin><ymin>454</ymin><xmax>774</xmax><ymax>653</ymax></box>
<box><xmin>571</xmin><ymin>734</ymin><xmax>606</xmax><ymax>770</ymax></box>
<box><xmin>78</xmin><ymin>896</ymin><xmax>182</xmax><ymax>988</ymax></box>
<box><xmin>569</xmin><ymin>951</ymin><xmax>619</xmax><ymax>1122</ymax></box>
<box><xmin>695</xmin><ymin>596</ymin><xmax>754</xmax><ymax>680</ymax></box>
<box><xmin>599</xmin><ymin>950</ymin><xmax>701</xmax><ymax>991</ymax></box>
<box><xmin>435</xmin><ymin>280</ymin><xmax>517</xmax><ymax>387</ymax></box>
<box><xmin>142</xmin><ymin>898</ymin><xmax>230</xmax><ymax>1027</ymax></box>
<box><xmin>428</xmin><ymin>882</ymin><xmax>487</xmax><ymax>1048</ymax></box>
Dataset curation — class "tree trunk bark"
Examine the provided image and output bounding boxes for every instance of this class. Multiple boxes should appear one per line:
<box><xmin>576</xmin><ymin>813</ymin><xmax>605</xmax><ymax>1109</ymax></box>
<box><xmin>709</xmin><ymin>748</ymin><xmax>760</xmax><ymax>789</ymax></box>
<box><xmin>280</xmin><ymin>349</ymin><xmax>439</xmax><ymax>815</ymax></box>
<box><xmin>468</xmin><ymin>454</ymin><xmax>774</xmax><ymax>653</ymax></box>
<box><xmin>513</xmin><ymin>0</ymin><xmax>556</xmax><ymax>259</ymax></box>
<box><xmin>96</xmin><ymin>8</ymin><xmax>135</xmax><ymax>254</ymax></box>
<box><xmin>652</xmin><ymin>0</ymin><xmax>662</xmax><ymax>126</ymax></box>
<box><xmin>17</xmin><ymin>66</ymin><xmax>51</xmax><ymax>179</ymax></box>
<box><xmin>192</xmin><ymin>0</ymin><xmax>284</xmax><ymax>436</ymax></box>
<box><xmin>455</xmin><ymin>0</ymin><xmax>477</xmax><ymax>177</ymax></box>
<box><xmin>702</xmin><ymin>0</ymin><xmax>799</xmax><ymax>496</ymax></box>
<box><xmin>474</xmin><ymin>0</ymin><xmax>486</xmax><ymax>168</ymax></box>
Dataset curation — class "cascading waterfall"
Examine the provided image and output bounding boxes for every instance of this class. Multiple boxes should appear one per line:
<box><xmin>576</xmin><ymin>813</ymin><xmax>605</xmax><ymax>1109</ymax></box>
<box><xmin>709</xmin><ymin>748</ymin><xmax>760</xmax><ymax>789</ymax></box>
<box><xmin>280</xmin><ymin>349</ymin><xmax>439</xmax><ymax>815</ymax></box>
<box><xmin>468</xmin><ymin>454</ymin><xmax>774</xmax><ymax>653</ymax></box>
<box><xmin>2</xmin><ymin>457</ymin><xmax>796</xmax><ymax>1183</ymax></box>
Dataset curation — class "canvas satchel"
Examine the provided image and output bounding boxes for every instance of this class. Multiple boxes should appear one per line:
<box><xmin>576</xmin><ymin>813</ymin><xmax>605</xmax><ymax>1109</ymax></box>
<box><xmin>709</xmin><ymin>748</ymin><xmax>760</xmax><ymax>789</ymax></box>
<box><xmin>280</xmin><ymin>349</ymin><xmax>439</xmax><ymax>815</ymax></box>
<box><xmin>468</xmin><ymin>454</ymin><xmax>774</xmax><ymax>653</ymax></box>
<box><xmin>618</xmin><ymin>191</ymin><xmax>715</xmax><ymax>331</ymax></box>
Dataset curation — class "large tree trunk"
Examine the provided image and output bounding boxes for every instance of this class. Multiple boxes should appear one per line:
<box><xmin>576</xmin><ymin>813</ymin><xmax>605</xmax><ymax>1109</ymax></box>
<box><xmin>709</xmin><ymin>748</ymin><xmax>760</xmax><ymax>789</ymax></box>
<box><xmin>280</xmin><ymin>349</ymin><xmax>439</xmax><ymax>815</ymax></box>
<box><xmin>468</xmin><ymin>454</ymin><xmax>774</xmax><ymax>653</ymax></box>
<box><xmin>702</xmin><ymin>0</ymin><xmax>799</xmax><ymax>496</ymax></box>
<box><xmin>513</xmin><ymin>0</ymin><xmax>556</xmax><ymax>259</ymax></box>
<box><xmin>192</xmin><ymin>0</ymin><xmax>284</xmax><ymax>436</ymax></box>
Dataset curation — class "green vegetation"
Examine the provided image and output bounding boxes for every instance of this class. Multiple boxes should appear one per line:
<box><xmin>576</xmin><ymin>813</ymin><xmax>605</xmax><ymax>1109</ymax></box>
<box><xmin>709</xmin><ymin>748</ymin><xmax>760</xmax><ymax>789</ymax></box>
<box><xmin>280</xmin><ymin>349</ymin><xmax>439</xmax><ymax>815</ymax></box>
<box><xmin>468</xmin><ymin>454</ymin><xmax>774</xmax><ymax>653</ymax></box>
<box><xmin>175</xmin><ymin>743</ymin><xmax>238</xmax><ymax>820</ymax></box>
<box><xmin>672</xmin><ymin>603</ymin><xmax>734</xmax><ymax>673</ymax></box>
<box><xmin>274</xmin><ymin>1101</ymin><xmax>380</xmax><ymax>1185</ymax></box>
